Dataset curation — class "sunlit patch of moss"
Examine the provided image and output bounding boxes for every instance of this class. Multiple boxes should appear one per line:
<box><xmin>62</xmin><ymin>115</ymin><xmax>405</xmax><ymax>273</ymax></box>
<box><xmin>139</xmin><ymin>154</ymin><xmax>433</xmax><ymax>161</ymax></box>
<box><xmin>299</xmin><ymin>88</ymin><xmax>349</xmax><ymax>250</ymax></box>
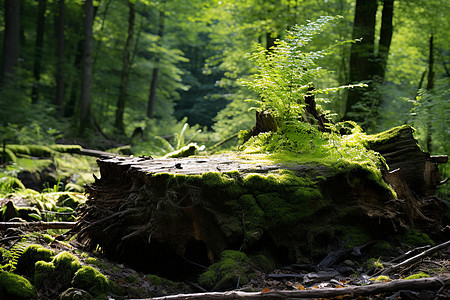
<box><xmin>0</xmin><ymin>201</ymin><xmax>41</xmax><ymax>221</ymax></box>
<box><xmin>371</xmin><ymin>275</ymin><xmax>391</xmax><ymax>282</ymax></box>
<box><xmin>72</xmin><ymin>266</ymin><xmax>109</xmax><ymax>298</ymax></box>
<box><xmin>164</xmin><ymin>143</ymin><xmax>202</xmax><ymax>158</ymax></box>
<box><xmin>198</xmin><ymin>250</ymin><xmax>252</xmax><ymax>291</ymax></box>
<box><xmin>0</xmin><ymin>272</ymin><xmax>37</xmax><ymax>299</ymax></box>
<box><xmin>405</xmin><ymin>272</ymin><xmax>430</xmax><ymax>280</ymax></box>
<box><xmin>16</xmin><ymin>244</ymin><xmax>55</xmax><ymax>278</ymax></box>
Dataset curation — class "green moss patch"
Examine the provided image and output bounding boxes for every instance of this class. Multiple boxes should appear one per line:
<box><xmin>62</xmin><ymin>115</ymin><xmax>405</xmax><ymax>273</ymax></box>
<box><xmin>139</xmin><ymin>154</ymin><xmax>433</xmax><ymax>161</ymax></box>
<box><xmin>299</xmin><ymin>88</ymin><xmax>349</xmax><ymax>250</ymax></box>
<box><xmin>34</xmin><ymin>251</ymin><xmax>81</xmax><ymax>291</ymax></box>
<box><xmin>198</xmin><ymin>250</ymin><xmax>253</xmax><ymax>291</ymax></box>
<box><xmin>0</xmin><ymin>272</ymin><xmax>37</xmax><ymax>299</ymax></box>
<box><xmin>405</xmin><ymin>272</ymin><xmax>430</xmax><ymax>280</ymax></box>
<box><xmin>72</xmin><ymin>266</ymin><xmax>109</xmax><ymax>298</ymax></box>
<box><xmin>16</xmin><ymin>244</ymin><xmax>55</xmax><ymax>278</ymax></box>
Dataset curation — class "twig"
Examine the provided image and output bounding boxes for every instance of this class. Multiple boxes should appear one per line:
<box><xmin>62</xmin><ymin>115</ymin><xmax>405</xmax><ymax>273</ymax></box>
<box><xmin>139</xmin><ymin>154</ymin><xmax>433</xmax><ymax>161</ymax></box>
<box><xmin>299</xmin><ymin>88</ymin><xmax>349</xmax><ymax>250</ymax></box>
<box><xmin>0</xmin><ymin>221</ymin><xmax>75</xmax><ymax>230</ymax></box>
<box><xmin>150</xmin><ymin>275</ymin><xmax>449</xmax><ymax>299</ymax></box>
<box><xmin>381</xmin><ymin>239</ymin><xmax>450</xmax><ymax>275</ymax></box>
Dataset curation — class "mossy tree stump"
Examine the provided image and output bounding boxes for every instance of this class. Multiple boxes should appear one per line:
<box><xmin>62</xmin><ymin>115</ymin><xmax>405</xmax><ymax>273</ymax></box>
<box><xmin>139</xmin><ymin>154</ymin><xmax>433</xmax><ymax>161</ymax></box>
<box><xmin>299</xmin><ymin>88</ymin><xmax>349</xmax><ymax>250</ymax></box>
<box><xmin>74</xmin><ymin>126</ymin><xmax>446</xmax><ymax>278</ymax></box>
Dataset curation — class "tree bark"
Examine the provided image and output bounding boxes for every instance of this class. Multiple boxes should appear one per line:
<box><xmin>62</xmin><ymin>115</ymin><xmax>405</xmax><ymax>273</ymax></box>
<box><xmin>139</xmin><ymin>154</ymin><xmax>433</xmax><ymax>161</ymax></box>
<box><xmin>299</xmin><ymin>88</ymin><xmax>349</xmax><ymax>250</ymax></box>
<box><xmin>55</xmin><ymin>0</ymin><xmax>65</xmax><ymax>116</ymax></box>
<box><xmin>147</xmin><ymin>8</ymin><xmax>165</xmax><ymax>118</ymax></box>
<box><xmin>150</xmin><ymin>275</ymin><xmax>449</xmax><ymax>299</ymax></box>
<box><xmin>425</xmin><ymin>34</ymin><xmax>434</xmax><ymax>152</ymax></box>
<box><xmin>114</xmin><ymin>1</ymin><xmax>135</xmax><ymax>133</ymax></box>
<box><xmin>79</xmin><ymin>0</ymin><xmax>94</xmax><ymax>134</ymax></box>
<box><xmin>345</xmin><ymin>0</ymin><xmax>394</xmax><ymax>128</ymax></box>
<box><xmin>1</xmin><ymin>0</ymin><xmax>20</xmax><ymax>86</ymax></box>
<box><xmin>31</xmin><ymin>0</ymin><xmax>47</xmax><ymax>104</ymax></box>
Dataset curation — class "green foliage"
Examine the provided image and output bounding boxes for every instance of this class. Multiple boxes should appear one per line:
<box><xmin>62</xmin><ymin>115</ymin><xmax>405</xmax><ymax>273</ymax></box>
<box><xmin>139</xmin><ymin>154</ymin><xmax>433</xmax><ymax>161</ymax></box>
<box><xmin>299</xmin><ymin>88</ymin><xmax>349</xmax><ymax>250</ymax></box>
<box><xmin>0</xmin><ymin>271</ymin><xmax>37</xmax><ymax>300</ymax></box>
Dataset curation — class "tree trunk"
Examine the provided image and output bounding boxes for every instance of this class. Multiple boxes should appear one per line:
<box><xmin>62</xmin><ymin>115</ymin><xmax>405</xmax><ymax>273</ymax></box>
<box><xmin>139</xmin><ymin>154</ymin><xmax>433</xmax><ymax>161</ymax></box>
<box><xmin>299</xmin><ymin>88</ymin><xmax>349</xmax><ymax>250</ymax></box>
<box><xmin>345</xmin><ymin>0</ymin><xmax>394</xmax><ymax>129</ymax></box>
<box><xmin>377</xmin><ymin>0</ymin><xmax>394</xmax><ymax>79</ymax></box>
<box><xmin>79</xmin><ymin>0</ymin><xmax>94</xmax><ymax>134</ymax></box>
<box><xmin>55</xmin><ymin>0</ymin><xmax>65</xmax><ymax>116</ymax></box>
<box><xmin>1</xmin><ymin>0</ymin><xmax>20</xmax><ymax>86</ymax></box>
<box><xmin>147</xmin><ymin>8</ymin><xmax>165</xmax><ymax>118</ymax></box>
<box><xmin>345</xmin><ymin>0</ymin><xmax>378</xmax><ymax>123</ymax></box>
<box><xmin>425</xmin><ymin>34</ymin><xmax>434</xmax><ymax>152</ymax></box>
<box><xmin>31</xmin><ymin>0</ymin><xmax>47</xmax><ymax>104</ymax></box>
<box><xmin>114</xmin><ymin>1</ymin><xmax>135</xmax><ymax>134</ymax></box>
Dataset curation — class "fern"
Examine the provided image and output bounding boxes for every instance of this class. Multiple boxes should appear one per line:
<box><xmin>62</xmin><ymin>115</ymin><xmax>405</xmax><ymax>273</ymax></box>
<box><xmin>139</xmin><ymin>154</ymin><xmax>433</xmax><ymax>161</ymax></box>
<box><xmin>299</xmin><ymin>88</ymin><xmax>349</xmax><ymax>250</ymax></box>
<box><xmin>242</xmin><ymin>16</ymin><xmax>365</xmax><ymax>127</ymax></box>
<box><xmin>1</xmin><ymin>240</ymin><xmax>28</xmax><ymax>272</ymax></box>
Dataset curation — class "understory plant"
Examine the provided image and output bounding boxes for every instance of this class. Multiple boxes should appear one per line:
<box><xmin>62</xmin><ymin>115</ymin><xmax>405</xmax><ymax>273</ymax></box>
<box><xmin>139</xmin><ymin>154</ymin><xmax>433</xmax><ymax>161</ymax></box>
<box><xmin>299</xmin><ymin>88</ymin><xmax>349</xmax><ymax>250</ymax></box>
<box><xmin>241</xmin><ymin>16</ymin><xmax>380</xmax><ymax>168</ymax></box>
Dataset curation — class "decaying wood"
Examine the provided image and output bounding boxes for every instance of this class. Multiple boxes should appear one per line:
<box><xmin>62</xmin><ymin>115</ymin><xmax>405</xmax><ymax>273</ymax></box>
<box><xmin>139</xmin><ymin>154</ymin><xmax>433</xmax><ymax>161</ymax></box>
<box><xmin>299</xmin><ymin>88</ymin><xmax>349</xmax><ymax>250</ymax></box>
<box><xmin>151</xmin><ymin>275</ymin><xmax>449</xmax><ymax>299</ymax></box>
<box><xmin>0</xmin><ymin>221</ymin><xmax>75</xmax><ymax>230</ymax></box>
<box><xmin>381</xmin><ymin>239</ymin><xmax>450</xmax><ymax>275</ymax></box>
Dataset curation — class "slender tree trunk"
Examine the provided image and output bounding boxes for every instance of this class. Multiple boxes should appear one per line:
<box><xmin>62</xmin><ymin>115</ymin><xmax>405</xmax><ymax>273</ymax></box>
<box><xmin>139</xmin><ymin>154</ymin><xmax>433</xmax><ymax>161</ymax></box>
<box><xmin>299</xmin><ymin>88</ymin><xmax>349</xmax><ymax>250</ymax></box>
<box><xmin>31</xmin><ymin>0</ymin><xmax>47</xmax><ymax>104</ymax></box>
<box><xmin>1</xmin><ymin>0</ymin><xmax>20</xmax><ymax>86</ymax></box>
<box><xmin>114</xmin><ymin>1</ymin><xmax>135</xmax><ymax>133</ymax></box>
<box><xmin>147</xmin><ymin>8</ymin><xmax>165</xmax><ymax>118</ymax></box>
<box><xmin>345</xmin><ymin>0</ymin><xmax>394</xmax><ymax>129</ymax></box>
<box><xmin>345</xmin><ymin>0</ymin><xmax>378</xmax><ymax>121</ymax></box>
<box><xmin>377</xmin><ymin>0</ymin><xmax>394</xmax><ymax>79</ymax></box>
<box><xmin>425</xmin><ymin>34</ymin><xmax>434</xmax><ymax>153</ymax></box>
<box><xmin>79</xmin><ymin>0</ymin><xmax>94</xmax><ymax>134</ymax></box>
<box><xmin>55</xmin><ymin>0</ymin><xmax>65</xmax><ymax>116</ymax></box>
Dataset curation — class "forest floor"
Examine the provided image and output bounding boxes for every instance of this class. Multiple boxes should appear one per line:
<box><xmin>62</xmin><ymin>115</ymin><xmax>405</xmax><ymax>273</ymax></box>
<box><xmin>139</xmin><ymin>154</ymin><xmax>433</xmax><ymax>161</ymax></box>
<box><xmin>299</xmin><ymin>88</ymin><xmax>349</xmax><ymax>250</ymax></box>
<box><xmin>1</xmin><ymin>202</ymin><xmax>449</xmax><ymax>300</ymax></box>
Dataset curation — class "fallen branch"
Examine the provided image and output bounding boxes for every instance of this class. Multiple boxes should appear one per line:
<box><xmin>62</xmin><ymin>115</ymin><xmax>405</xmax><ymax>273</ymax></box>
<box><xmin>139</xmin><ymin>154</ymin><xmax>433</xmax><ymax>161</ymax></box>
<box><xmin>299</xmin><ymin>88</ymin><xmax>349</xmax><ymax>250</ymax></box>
<box><xmin>0</xmin><ymin>221</ymin><xmax>75</xmax><ymax>230</ymax></box>
<box><xmin>151</xmin><ymin>275</ymin><xmax>449</xmax><ymax>299</ymax></box>
<box><xmin>381</xmin><ymin>239</ymin><xmax>450</xmax><ymax>275</ymax></box>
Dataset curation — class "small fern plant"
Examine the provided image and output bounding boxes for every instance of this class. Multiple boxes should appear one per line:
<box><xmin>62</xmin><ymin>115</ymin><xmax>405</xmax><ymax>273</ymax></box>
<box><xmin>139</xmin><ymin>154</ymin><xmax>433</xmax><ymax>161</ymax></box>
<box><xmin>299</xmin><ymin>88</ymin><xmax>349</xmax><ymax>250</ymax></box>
<box><xmin>242</xmin><ymin>15</ymin><xmax>364</xmax><ymax>129</ymax></box>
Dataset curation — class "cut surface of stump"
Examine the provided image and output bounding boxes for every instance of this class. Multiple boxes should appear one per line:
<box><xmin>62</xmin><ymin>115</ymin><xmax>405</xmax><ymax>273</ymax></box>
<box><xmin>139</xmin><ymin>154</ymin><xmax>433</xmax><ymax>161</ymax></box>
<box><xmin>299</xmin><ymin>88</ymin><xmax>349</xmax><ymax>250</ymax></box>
<box><xmin>74</xmin><ymin>126</ymin><xmax>447</xmax><ymax>279</ymax></box>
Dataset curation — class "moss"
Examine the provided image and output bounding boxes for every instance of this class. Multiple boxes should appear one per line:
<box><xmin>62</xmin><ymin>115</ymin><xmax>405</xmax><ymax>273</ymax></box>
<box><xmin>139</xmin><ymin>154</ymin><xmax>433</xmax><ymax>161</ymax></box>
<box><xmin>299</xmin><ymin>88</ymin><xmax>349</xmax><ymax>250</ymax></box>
<box><xmin>402</xmin><ymin>229</ymin><xmax>435</xmax><ymax>247</ymax></box>
<box><xmin>164</xmin><ymin>143</ymin><xmax>201</xmax><ymax>158</ymax></box>
<box><xmin>0</xmin><ymin>201</ymin><xmax>41</xmax><ymax>222</ymax></box>
<box><xmin>198</xmin><ymin>269</ymin><xmax>218</xmax><ymax>289</ymax></box>
<box><xmin>250</xmin><ymin>254</ymin><xmax>276</xmax><ymax>273</ymax></box>
<box><xmin>124</xmin><ymin>274</ymin><xmax>139</xmax><ymax>284</ymax></box>
<box><xmin>7</xmin><ymin>144</ymin><xmax>55</xmax><ymax>157</ymax></box>
<box><xmin>34</xmin><ymin>251</ymin><xmax>82</xmax><ymax>290</ymax></box>
<box><xmin>0</xmin><ymin>271</ymin><xmax>37</xmax><ymax>299</ymax></box>
<box><xmin>198</xmin><ymin>250</ymin><xmax>252</xmax><ymax>291</ymax></box>
<box><xmin>49</xmin><ymin>145</ymin><xmax>82</xmax><ymax>154</ymax></box>
<box><xmin>16</xmin><ymin>244</ymin><xmax>55</xmax><ymax>278</ymax></box>
<box><xmin>59</xmin><ymin>287</ymin><xmax>94</xmax><ymax>300</ymax></box>
<box><xmin>34</xmin><ymin>260</ymin><xmax>56</xmax><ymax>288</ymax></box>
<box><xmin>71</xmin><ymin>266</ymin><xmax>109</xmax><ymax>298</ymax></box>
<box><xmin>404</xmin><ymin>272</ymin><xmax>430</xmax><ymax>280</ymax></box>
<box><xmin>1</xmin><ymin>147</ymin><xmax>17</xmax><ymax>163</ymax></box>
<box><xmin>145</xmin><ymin>274</ymin><xmax>176</xmax><ymax>286</ymax></box>
<box><xmin>364</xmin><ymin>125</ymin><xmax>414</xmax><ymax>148</ymax></box>
<box><xmin>339</xmin><ymin>226</ymin><xmax>372</xmax><ymax>248</ymax></box>
<box><xmin>372</xmin><ymin>275</ymin><xmax>391</xmax><ymax>282</ymax></box>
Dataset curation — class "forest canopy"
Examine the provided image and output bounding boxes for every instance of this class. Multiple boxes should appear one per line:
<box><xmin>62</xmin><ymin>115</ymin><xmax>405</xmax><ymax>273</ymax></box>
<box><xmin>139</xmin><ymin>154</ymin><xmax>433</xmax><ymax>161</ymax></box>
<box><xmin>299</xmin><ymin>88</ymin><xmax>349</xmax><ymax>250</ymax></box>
<box><xmin>0</xmin><ymin>0</ymin><xmax>448</xmax><ymax>165</ymax></box>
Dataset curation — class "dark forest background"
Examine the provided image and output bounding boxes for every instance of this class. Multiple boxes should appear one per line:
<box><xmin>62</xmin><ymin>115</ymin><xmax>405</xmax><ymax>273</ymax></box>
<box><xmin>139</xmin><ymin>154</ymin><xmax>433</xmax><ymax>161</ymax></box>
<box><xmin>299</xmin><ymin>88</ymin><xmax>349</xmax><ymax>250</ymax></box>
<box><xmin>0</xmin><ymin>0</ymin><xmax>448</xmax><ymax>163</ymax></box>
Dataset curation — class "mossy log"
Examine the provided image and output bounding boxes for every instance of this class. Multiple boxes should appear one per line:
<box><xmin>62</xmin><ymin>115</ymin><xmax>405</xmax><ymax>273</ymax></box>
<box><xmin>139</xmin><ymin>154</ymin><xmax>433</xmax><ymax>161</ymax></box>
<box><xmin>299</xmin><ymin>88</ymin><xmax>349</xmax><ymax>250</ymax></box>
<box><xmin>73</xmin><ymin>126</ymin><xmax>446</xmax><ymax>277</ymax></box>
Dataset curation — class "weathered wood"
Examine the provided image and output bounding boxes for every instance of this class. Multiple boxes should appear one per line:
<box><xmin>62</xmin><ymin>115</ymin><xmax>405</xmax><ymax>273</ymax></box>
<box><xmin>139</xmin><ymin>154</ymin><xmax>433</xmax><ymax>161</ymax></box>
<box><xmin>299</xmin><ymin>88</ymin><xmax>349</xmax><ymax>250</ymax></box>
<box><xmin>150</xmin><ymin>275</ymin><xmax>450</xmax><ymax>299</ymax></box>
<box><xmin>0</xmin><ymin>221</ymin><xmax>75</xmax><ymax>230</ymax></box>
<box><xmin>381</xmin><ymin>239</ymin><xmax>450</xmax><ymax>275</ymax></box>
<box><xmin>74</xmin><ymin>125</ymin><xmax>447</xmax><ymax>279</ymax></box>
